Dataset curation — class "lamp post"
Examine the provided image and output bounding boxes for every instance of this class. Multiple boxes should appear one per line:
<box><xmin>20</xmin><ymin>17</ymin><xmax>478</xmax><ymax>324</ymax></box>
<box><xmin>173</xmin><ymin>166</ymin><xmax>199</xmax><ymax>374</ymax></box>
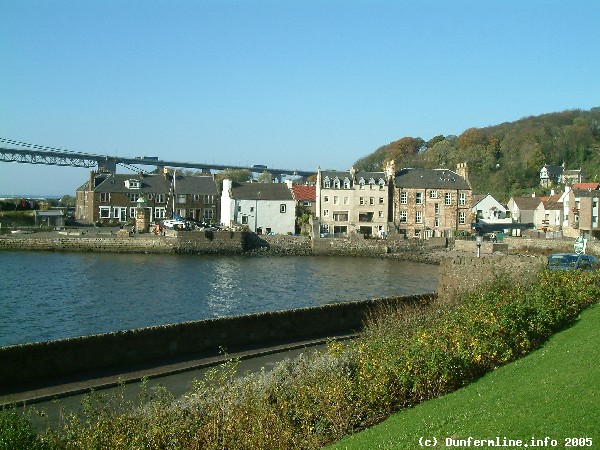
<box><xmin>476</xmin><ymin>233</ymin><xmax>483</xmax><ymax>258</ymax></box>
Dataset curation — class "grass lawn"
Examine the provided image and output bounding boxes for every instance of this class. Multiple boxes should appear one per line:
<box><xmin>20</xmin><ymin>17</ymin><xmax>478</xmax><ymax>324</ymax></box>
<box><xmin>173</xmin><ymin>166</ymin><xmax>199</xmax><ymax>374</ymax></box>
<box><xmin>329</xmin><ymin>302</ymin><xmax>600</xmax><ymax>449</ymax></box>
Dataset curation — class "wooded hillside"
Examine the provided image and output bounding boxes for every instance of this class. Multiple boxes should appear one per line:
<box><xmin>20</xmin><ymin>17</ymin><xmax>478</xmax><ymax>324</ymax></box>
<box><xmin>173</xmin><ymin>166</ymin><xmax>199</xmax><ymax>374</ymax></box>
<box><xmin>354</xmin><ymin>108</ymin><xmax>600</xmax><ymax>202</ymax></box>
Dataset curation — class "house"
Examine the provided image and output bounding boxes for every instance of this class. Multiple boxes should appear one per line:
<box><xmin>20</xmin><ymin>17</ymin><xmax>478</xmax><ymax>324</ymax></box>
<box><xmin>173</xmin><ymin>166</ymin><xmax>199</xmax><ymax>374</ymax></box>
<box><xmin>392</xmin><ymin>163</ymin><xmax>472</xmax><ymax>239</ymax></box>
<box><xmin>540</xmin><ymin>163</ymin><xmax>585</xmax><ymax>187</ymax></box>
<box><xmin>75</xmin><ymin>170</ymin><xmax>220</xmax><ymax>225</ymax></box>
<box><xmin>315</xmin><ymin>164</ymin><xmax>393</xmax><ymax>238</ymax></box>
<box><xmin>289</xmin><ymin>182</ymin><xmax>316</xmax><ymax>234</ymax></box>
<box><xmin>535</xmin><ymin>197</ymin><xmax>562</xmax><ymax>231</ymax></box>
<box><xmin>472</xmin><ymin>194</ymin><xmax>508</xmax><ymax>222</ymax></box>
<box><xmin>507</xmin><ymin>196</ymin><xmax>541</xmax><ymax>224</ymax></box>
<box><xmin>220</xmin><ymin>180</ymin><xmax>296</xmax><ymax>235</ymax></box>
<box><xmin>567</xmin><ymin>187</ymin><xmax>600</xmax><ymax>240</ymax></box>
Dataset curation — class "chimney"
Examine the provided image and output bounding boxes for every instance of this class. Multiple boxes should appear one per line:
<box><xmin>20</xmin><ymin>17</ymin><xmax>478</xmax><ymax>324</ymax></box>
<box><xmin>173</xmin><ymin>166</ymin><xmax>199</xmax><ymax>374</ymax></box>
<box><xmin>456</xmin><ymin>162</ymin><xmax>469</xmax><ymax>183</ymax></box>
<box><xmin>89</xmin><ymin>171</ymin><xmax>96</xmax><ymax>191</ymax></box>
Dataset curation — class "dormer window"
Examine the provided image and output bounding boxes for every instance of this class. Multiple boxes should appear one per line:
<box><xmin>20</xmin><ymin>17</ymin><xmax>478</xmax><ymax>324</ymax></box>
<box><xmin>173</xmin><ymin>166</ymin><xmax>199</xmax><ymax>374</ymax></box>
<box><xmin>343</xmin><ymin>178</ymin><xmax>351</xmax><ymax>189</ymax></box>
<box><xmin>333</xmin><ymin>177</ymin><xmax>341</xmax><ymax>189</ymax></box>
<box><xmin>323</xmin><ymin>176</ymin><xmax>331</xmax><ymax>189</ymax></box>
<box><xmin>359</xmin><ymin>178</ymin><xmax>365</xmax><ymax>189</ymax></box>
<box><xmin>125</xmin><ymin>179</ymin><xmax>141</xmax><ymax>189</ymax></box>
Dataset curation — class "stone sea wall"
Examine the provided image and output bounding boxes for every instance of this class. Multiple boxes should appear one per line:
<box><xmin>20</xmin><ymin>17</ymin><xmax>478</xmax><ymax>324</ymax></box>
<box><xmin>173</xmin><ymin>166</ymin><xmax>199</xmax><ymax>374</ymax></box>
<box><xmin>0</xmin><ymin>293</ymin><xmax>436</xmax><ymax>389</ymax></box>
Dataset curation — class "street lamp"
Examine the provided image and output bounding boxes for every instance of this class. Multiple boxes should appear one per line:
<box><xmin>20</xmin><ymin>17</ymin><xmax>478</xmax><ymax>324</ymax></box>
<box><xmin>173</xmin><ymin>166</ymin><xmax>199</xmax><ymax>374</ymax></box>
<box><xmin>476</xmin><ymin>233</ymin><xmax>483</xmax><ymax>258</ymax></box>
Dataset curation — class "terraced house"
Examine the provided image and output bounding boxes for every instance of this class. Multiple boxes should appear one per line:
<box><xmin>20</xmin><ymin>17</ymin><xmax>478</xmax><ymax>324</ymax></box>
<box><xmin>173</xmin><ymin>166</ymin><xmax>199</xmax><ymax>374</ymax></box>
<box><xmin>391</xmin><ymin>163</ymin><xmax>472</xmax><ymax>239</ymax></box>
<box><xmin>76</xmin><ymin>169</ymin><xmax>219</xmax><ymax>225</ymax></box>
<box><xmin>316</xmin><ymin>163</ymin><xmax>394</xmax><ymax>238</ymax></box>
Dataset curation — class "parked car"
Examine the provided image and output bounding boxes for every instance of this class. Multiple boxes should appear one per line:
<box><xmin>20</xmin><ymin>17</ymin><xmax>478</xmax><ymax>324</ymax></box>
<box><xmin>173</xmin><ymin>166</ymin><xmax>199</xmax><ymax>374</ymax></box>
<box><xmin>547</xmin><ymin>253</ymin><xmax>600</xmax><ymax>271</ymax></box>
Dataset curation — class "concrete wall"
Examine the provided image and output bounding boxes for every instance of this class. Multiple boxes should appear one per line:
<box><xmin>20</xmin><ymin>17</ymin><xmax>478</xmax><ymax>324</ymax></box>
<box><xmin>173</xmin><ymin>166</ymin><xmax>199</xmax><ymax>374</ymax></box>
<box><xmin>0</xmin><ymin>293</ymin><xmax>436</xmax><ymax>389</ymax></box>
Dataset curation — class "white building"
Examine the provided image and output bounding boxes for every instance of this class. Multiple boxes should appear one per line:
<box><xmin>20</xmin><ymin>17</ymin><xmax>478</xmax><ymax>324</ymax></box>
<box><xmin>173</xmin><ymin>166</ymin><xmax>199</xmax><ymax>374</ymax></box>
<box><xmin>472</xmin><ymin>194</ymin><xmax>508</xmax><ymax>223</ymax></box>
<box><xmin>221</xmin><ymin>180</ymin><xmax>296</xmax><ymax>235</ymax></box>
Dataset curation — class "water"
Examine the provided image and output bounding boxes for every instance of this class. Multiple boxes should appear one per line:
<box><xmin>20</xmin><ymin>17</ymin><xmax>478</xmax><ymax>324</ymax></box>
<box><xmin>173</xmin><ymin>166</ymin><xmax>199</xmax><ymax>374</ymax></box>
<box><xmin>0</xmin><ymin>251</ymin><xmax>438</xmax><ymax>347</ymax></box>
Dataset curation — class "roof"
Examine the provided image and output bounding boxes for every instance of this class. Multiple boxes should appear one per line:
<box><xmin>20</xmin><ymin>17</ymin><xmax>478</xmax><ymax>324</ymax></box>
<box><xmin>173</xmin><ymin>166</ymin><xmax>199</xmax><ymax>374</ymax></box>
<box><xmin>572</xmin><ymin>183</ymin><xmax>599</xmax><ymax>190</ymax></box>
<box><xmin>510</xmin><ymin>196</ymin><xmax>542</xmax><ymax>210</ymax></box>
<box><xmin>572</xmin><ymin>188</ymin><xmax>600</xmax><ymax>198</ymax></box>
<box><xmin>291</xmin><ymin>185</ymin><xmax>316</xmax><ymax>202</ymax></box>
<box><xmin>87</xmin><ymin>173</ymin><xmax>218</xmax><ymax>195</ymax></box>
<box><xmin>541</xmin><ymin>164</ymin><xmax>563</xmax><ymax>176</ymax></box>
<box><xmin>320</xmin><ymin>170</ymin><xmax>389</xmax><ymax>186</ymax></box>
<box><xmin>230</xmin><ymin>182</ymin><xmax>294</xmax><ymax>201</ymax></box>
<box><xmin>394</xmin><ymin>168</ymin><xmax>470</xmax><ymax>190</ymax></box>
<box><xmin>541</xmin><ymin>199</ymin><xmax>562</xmax><ymax>211</ymax></box>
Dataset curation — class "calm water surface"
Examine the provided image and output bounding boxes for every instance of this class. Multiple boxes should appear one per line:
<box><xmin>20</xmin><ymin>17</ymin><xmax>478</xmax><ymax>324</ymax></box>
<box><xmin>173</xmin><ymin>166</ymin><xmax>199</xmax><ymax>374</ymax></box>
<box><xmin>0</xmin><ymin>251</ymin><xmax>438</xmax><ymax>347</ymax></box>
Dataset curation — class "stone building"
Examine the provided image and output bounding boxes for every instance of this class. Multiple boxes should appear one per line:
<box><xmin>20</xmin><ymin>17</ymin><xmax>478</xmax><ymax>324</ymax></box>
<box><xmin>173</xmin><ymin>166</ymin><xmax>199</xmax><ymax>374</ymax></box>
<box><xmin>392</xmin><ymin>163</ymin><xmax>472</xmax><ymax>239</ymax></box>
<box><xmin>76</xmin><ymin>169</ymin><xmax>220</xmax><ymax>225</ymax></box>
<box><xmin>568</xmin><ymin>187</ymin><xmax>600</xmax><ymax>240</ymax></box>
<box><xmin>315</xmin><ymin>164</ymin><xmax>394</xmax><ymax>238</ymax></box>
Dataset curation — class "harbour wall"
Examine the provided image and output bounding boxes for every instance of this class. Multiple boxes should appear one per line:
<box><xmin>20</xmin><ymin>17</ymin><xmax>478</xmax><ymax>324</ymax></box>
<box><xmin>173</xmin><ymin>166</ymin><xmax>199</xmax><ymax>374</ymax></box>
<box><xmin>0</xmin><ymin>293</ymin><xmax>436</xmax><ymax>389</ymax></box>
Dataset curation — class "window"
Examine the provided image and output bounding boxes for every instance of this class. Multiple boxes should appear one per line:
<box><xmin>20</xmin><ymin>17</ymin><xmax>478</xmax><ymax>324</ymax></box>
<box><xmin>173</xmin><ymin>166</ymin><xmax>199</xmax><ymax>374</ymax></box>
<box><xmin>343</xmin><ymin>196</ymin><xmax>349</xmax><ymax>205</ymax></box>
<box><xmin>129</xmin><ymin>207</ymin><xmax>136</xmax><ymax>218</ymax></box>
<box><xmin>100</xmin><ymin>192</ymin><xmax>111</xmax><ymax>202</ymax></box>
<box><xmin>204</xmin><ymin>195</ymin><xmax>215</xmax><ymax>204</ymax></box>
<box><xmin>129</xmin><ymin>193</ymin><xmax>140</xmax><ymax>202</ymax></box>
<box><xmin>379</xmin><ymin>197</ymin><xmax>385</xmax><ymax>205</ymax></box>
<box><xmin>333</xmin><ymin>177</ymin><xmax>341</xmax><ymax>189</ymax></box>
<box><xmin>125</xmin><ymin>179</ymin><xmax>140</xmax><ymax>189</ymax></box>
<box><xmin>323</xmin><ymin>195</ymin><xmax>329</xmax><ymax>203</ymax></box>
<box><xmin>359</xmin><ymin>197</ymin><xmax>366</xmax><ymax>205</ymax></box>
<box><xmin>400</xmin><ymin>191</ymin><xmax>407</xmax><ymax>205</ymax></box>
<box><xmin>459</xmin><ymin>211</ymin><xmax>466</xmax><ymax>224</ymax></box>
<box><xmin>378</xmin><ymin>210</ymin><xmax>384</xmax><ymax>218</ymax></box>
<box><xmin>430</xmin><ymin>190</ymin><xmax>438</xmax><ymax>199</ymax></box>
<box><xmin>415</xmin><ymin>211</ymin><xmax>422</xmax><ymax>224</ymax></box>
<box><xmin>459</xmin><ymin>192</ymin><xmax>466</xmax><ymax>206</ymax></box>
<box><xmin>333</xmin><ymin>211</ymin><xmax>348</xmax><ymax>221</ymax></box>
<box><xmin>445</xmin><ymin>192</ymin><xmax>452</xmax><ymax>205</ymax></box>
<box><xmin>155</xmin><ymin>207</ymin><xmax>166</xmax><ymax>219</ymax></box>
<box><xmin>359</xmin><ymin>178</ymin><xmax>365</xmax><ymax>189</ymax></box>
<box><xmin>435</xmin><ymin>203</ymin><xmax>440</xmax><ymax>215</ymax></box>
<box><xmin>434</xmin><ymin>217</ymin><xmax>440</xmax><ymax>227</ymax></box>
<box><xmin>280</xmin><ymin>204</ymin><xmax>287</xmax><ymax>213</ymax></box>
<box><xmin>343</xmin><ymin>178</ymin><xmax>351</xmax><ymax>189</ymax></box>
<box><xmin>333</xmin><ymin>195</ymin><xmax>339</xmax><ymax>205</ymax></box>
<box><xmin>414</xmin><ymin>229</ymin><xmax>421</xmax><ymax>238</ymax></box>
<box><xmin>99</xmin><ymin>206</ymin><xmax>111</xmax><ymax>219</ymax></box>
<box><xmin>323</xmin><ymin>209</ymin><xmax>330</xmax><ymax>217</ymax></box>
<box><xmin>416</xmin><ymin>192</ymin><xmax>423</xmax><ymax>205</ymax></box>
<box><xmin>204</xmin><ymin>209</ymin><xmax>214</xmax><ymax>221</ymax></box>
<box><xmin>241</xmin><ymin>215</ymin><xmax>248</xmax><ymax>224</ymax></box>
<box><xmin>323</xmin><ymin>176</ymin><xmax>330</xmax><ymax>188</ymax></box>
<box><xmin>193</xmin><ymin>194</ymin><xmax>201</xmax><ymax>201</ymax></box>
<box><xmin>369</xmin><ymin>197</ymin><xmax>375</xmax><ymax>205</ymax></box>
<box><xmin>177</xmin><ymin>194</ymin><xmax>186</xmax><ymax>204</ymax></box>
<box><xmin>399</xmin><ymin>210</ymin><xmax>407</xmax><ymax>223</ymax></box>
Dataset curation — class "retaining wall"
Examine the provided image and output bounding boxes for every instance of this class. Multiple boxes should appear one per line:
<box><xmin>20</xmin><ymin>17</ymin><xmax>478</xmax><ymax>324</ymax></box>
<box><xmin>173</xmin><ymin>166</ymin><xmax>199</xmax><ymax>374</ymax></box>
<box><xmin>438</xmin><ymin>254</ymin><xmax>546</xmax><ymax>299</ymax></box>
<box><xmin>0</xmin><ymin>293</ymin><xmax>435</xmax><ymax>389</ymax></box>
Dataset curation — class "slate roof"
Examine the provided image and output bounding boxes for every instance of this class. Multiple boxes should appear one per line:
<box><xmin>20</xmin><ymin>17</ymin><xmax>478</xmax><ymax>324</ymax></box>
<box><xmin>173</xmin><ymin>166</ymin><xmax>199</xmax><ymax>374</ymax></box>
<box><xmin>80</xmin><ymin>173</ymin><xmax>218</xmax><ymax>194</ymax></box>
<box><xmin>320</xmin><ymin>170</ymin><xmax>388</xmax><ymax>185</ymax></box>
<box><xmin>510</xmin><ymin>196</ymin><xmax>542</xmax><ymax>210</ymax></box>
<box><xmin>394</xmin><ymin>168</ymin><xmax>470</xmax><ymax>190</ymax></box>
<box><xmin>572</xmin><ymin>188</ymin><xmax>600</xmax><ymax>198</ymax></box>
<box><xmin>291</xmin><ymin>185</ymin><xmax>316</xmax><ymax>201</ymax></box>
<box><xmin>230</xmin><ymin>182</ymin><xmax>294</xmax><ymax>200</ymax></box>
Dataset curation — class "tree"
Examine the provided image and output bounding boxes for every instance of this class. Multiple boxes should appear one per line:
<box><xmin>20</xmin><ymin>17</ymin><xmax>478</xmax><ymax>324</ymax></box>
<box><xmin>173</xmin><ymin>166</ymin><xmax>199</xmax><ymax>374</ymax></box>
<box><xmin>256</xmin><ymin>171</ymin><xmax>274</xmax><ymax>183</ymax></box>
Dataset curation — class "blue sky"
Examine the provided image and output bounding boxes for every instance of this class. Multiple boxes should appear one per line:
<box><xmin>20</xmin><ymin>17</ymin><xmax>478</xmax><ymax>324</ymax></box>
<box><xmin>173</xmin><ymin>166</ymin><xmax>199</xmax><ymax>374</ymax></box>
<box><xmin>1</xmin><ymin>0</ymin><xmax>599</xmax><ymax>196</ymax></box>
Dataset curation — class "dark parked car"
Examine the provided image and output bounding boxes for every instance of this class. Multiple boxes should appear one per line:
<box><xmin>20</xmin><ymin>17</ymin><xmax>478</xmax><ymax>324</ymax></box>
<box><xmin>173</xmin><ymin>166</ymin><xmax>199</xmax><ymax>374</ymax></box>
<box><xmin>547</xmin><ymin>253</ymin><xmax>600</xmax><ymax>271</ymax></box>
